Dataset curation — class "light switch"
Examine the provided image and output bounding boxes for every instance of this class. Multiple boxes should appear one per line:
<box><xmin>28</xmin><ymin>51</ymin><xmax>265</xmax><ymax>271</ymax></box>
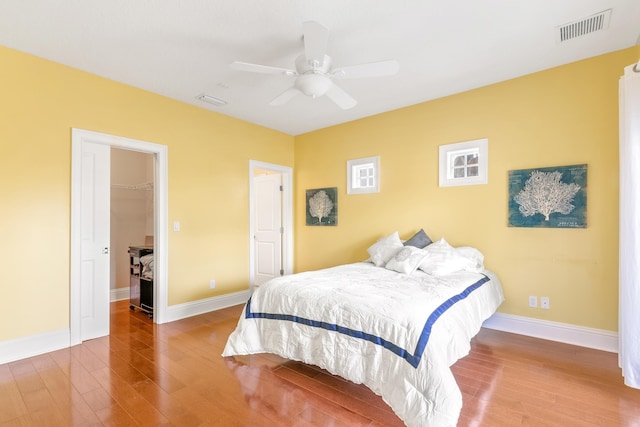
<box><xmin>173</xmin><ymin>221</ymin><xmax>181</xmax><ymax>232</ymax></box>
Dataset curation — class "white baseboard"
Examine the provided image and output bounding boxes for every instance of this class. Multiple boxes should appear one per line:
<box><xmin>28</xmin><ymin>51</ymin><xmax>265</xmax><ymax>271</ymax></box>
<box><xmin>2</xmin><ymin>299</ymin><xmax>615</xmax><ymax>367</ymax></box>
<box><xmin>483</xmin><ymin>312</ymin><xmax>618</xmax><ymax>353</ymax></box>
<box><xmin>165</xmin><ymin>290</ymin><xmax>250</xmax><ymax>323</ymax></box>
<box><xmin>110</xmin><ymin>287</ymin><xmax>130</xmax><ymax>302</ymax></box>
<box><xmin>1</xmin><ymin>291</ymin><xmax>249</xmax><ymax>366</ymax></box>
<box><xmin>0</xmin><ymin>328</ymin><xmax>70</xmax><ymax>365</ymax></box>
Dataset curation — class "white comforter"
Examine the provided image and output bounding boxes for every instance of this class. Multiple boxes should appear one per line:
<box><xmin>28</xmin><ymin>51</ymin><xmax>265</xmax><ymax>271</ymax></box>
<box><xmin>222</xmin><ymin>262</ymin><xmax>504</xmax><ymax>426</ymax></box>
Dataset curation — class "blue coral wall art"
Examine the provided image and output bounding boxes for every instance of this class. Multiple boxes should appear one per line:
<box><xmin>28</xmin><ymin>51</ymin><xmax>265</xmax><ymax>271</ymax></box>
<box><xmin>508</xmin><ymin>164</ymin><xmax>587</xmax><ymax>228</ymax></box>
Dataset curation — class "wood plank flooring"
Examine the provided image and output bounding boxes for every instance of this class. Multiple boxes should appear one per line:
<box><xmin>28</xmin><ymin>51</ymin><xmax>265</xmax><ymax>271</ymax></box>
<box><xmin>1</xmin><ymin>300</ymin><xmax>639</xmax><ymax>426</ymax></box>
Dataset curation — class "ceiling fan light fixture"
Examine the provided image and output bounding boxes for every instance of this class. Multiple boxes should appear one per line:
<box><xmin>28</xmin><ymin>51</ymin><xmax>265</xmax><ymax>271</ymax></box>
<box><xmin>295</xmin><ymin>73</ymin><xmax>332</xmax><ymax>98</ymax></box>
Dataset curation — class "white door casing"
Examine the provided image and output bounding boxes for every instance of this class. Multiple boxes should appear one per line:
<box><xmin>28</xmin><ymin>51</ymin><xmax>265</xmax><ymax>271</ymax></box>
<box><xmin>254</xmin><ymin>173</ymin><xmax>283</xmax><ymax>286</ymax></box>
<box><xmin>71</xmin><ymin>128</ymin><xmax>168</xmax><ymax>345</ymax></box>
<box><xmin>249</xmin><ymin>161</ymin><xmax>293</xmax><ymax>293</ymax></box>
<box><xmin>79</xmin><ymin>141</ymin><xmax>111</xmax><ymax>340</ymax></box>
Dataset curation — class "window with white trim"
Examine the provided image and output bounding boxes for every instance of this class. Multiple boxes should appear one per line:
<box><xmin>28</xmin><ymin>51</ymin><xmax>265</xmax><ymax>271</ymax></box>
<box><xmin>347</xmin><ymin>156</ymin><xmax>379</xmax><ymax>194</ymax></box>
<box><xmin>439</xmin><ymin>139</ymin><xmax>488</xmax><ymax>187</ymax></box>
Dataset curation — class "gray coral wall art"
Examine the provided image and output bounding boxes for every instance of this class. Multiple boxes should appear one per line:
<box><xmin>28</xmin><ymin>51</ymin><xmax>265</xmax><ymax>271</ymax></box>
<box><xmin>306</xmin><ymin>187</ymin><xmax>338</xmax><ymax>226</ymax></box>
<box><xmin>508</xmin><ymin>164</ymin><xmax>587</xmax><ymax>228</ymax></box>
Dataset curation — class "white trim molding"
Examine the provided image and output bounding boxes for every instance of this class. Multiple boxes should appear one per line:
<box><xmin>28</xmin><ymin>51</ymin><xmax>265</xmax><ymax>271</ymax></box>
<box><xmin>111</xmin><ymin>287</ymin><xmax>130</xmax><ymax>302</ymax></box>
<box><xmin>0</xmin><ymin>329</ymin><xmax>70</xmax><ymax>365</ymax></box>
<box><xmin>483</xmin><ymin>312</ymin><xmax>618</xmax><ymax>353</ymax></box>
<box><xmin>3</xmin><ymin>307</ymin><xmax>617</xmax><ymax>365</ymax></box>
<box><xmin>347</xmin><ymin>156</ymin><xmax>380</xmax><ymax>194</ymax></box>
<box><xmin>71</xmin><ymin>128</ymin><xmax>169</xmax><ymax>345</ymax></box>
<box><xmin>439</xmin><ymin>138</ymin><xmax>488</xmax><ymax>187</ymax></box>
<box><xmin>1</xmin><ymin>292</ymin><xmax>249</xmax><ymax>365</ymax></box>
<box><xmin>165</xmin><ymin>290</ymin><xmax>250</xmax><ymax>323</ymax></box>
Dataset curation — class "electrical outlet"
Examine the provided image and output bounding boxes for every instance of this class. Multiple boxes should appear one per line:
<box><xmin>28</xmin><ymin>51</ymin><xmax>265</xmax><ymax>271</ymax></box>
<box><xmin>540</xmin><ymin>297</ymin><xmax>550</xmax><ymax>309</ymax></box>
<box><xmin>528</xmin><ymin>296</ymin><xmax>538</xmax><ymax>308</ymax></box>
<box><xmin>209</xmin><ymin>279</ymin><xmax>216</xmax><ymax>289</ymax></box>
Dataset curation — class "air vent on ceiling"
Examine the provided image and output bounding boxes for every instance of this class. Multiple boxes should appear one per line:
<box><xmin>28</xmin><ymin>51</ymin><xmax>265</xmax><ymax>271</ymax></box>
<box><xmin>557</xmin><ymin>9</ymin><xmax>611</xmax><ymax>43</ymax></box>
<box><xmin>196</xmin><ymin>94</ymin><xmax>227</xmax><ymax>107</ymax></box>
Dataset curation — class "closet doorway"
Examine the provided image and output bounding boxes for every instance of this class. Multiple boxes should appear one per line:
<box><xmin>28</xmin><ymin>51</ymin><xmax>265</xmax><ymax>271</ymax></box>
<box><xmin>70</xmin><ymin>129</ymin><xmax>168</xmax><ymax>345</ymax></box>
<box><xmin>249</xmin><ymin>160</ymin><xmax>293</xmax><ymax>292</ymax></box>
<box><xmin>110</xmin><ymin>148</ymin><xmax>155</xmax><ymax>316</ymax></box>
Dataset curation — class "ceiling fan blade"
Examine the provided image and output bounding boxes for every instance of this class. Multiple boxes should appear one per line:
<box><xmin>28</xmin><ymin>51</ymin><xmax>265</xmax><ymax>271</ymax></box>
<box><xmin>303</xmin><ymin>21</ymin><xmax>329</xmax><ymax>64</ymax></box>
<box><xmin>332</xmin><ymin>59</ymin><xmax>399</xmax><ymax>79</ymax></box>
<box><xmin>269</xmin><ymin>87</ymin><xmax>300</xmax><ymax>106</ymax></box>
<box><xmin>325</xmin><ymin>83</ymin><xmax>357</xmax><ymax>110</ymax></box>
<box><xmin>230</xmin><ymin>61</ymin><xmax>296</xmax><ymax>76</ymax></box>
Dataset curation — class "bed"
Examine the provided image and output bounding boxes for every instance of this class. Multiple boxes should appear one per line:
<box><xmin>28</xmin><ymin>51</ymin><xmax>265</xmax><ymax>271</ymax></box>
<box><xmin>222</xmin><ymin>231</ymin><xmax>504</xmax><ymax>426</ymax></box>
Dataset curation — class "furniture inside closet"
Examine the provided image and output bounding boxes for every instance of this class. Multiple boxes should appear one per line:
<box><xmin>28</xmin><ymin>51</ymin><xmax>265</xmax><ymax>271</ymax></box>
<box><xmin>129</xmin><ymin>245</ymin><xmax>154</xmax><ymax>318</ymax></box>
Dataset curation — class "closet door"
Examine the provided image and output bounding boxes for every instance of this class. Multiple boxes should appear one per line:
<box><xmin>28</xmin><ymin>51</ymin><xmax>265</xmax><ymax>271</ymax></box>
<box><xmin>254</xmin><ymin>173</ymin><xmax>283</xmax><ymax>287</ymax></box>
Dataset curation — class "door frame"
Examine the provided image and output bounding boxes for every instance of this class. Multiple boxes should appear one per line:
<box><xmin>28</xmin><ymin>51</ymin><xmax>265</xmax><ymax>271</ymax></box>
<box><xmin>70</xmin><ymin>128</ymin><xmax>169</xmax><ymax>345</ymax></box>
<box><xmin>249</xmin><ymin>160</ymin><xmax>293</xmax><ymax>292</ymax></box>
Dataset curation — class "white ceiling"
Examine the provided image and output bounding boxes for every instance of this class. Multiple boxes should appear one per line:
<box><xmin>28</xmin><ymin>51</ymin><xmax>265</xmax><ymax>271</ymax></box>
<box><xmin>1</xmin><ymin>1</ymin><xmax>639</xmax><ymax>135</ymax></box>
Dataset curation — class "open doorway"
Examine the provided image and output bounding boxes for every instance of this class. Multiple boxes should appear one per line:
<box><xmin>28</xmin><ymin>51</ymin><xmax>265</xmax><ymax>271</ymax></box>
<box><xmin>110</xmin><ymin>148</ymin><xmax>155</xmax><ymax>317</ymax></box>
<box><xmin>70</xmin><ymin>128</ymin><xmax>168</xmax><ymax>346</ymax></box>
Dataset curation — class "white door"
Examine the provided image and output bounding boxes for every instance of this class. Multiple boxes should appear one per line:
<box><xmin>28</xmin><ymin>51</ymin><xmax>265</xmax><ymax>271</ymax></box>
<box><xmin>254</xmin><ymin>173</ymin><xmax>283</xmax><ymax>286</ymax></box>
<box><xmin>80</xmin><ymin>142</ymin><xmax>111</xmax><ymax>340</ymax></box>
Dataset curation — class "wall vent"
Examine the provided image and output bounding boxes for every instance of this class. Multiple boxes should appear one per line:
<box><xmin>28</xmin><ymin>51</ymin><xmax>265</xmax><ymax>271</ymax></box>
<box><xmin>557</xmin><ymin>9</ymin><xmax>611</xmax><ymax>43</ymax></box>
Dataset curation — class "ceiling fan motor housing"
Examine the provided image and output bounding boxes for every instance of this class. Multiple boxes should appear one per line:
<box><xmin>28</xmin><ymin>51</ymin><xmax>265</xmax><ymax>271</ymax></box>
<box><xmin>294</xmin><ymin>54</ymin><xmax>333</xmax><ymax>97</ymax></box>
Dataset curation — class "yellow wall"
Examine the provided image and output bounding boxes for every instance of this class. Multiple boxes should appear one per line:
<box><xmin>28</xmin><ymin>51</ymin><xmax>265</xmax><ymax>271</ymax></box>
<box><xmin>0</xmin><ymin>46</ymin><xmax>294</xmax><ymax>342</ymax></box>
<box><xmin>1</xmin><ymin>42</ymin><xmax>638</xmax><ymax>345</ymax></box>
<box><xmin>294</xmin><ymin>47</ymin><xmax>640</xmax><ymax>332</ymax></box>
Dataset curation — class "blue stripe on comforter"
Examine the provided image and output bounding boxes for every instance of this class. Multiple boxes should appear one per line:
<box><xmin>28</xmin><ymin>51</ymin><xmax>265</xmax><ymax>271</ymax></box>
<box><xmin>245</xmin><ymin>274</ymin><xmax>490</xmax><ymax>368</ymax></box>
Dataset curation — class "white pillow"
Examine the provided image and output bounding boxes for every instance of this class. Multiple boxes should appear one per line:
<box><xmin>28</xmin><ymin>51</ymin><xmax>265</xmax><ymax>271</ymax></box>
<box><xmin>456</xmin><ymin>246</ymin><xmax>485</xmax><ymax>272</ymax></box>
<box><xmin>418</xmin><ymin>238</ymin><xmax>470</xmax><ymax>276</ymax></box>
<box><xmin>367</xmin><ymin>231</ymin><xmax>403</xmax><ymax>267</ymax></box>
<box><xmin>385</xmin><ymin>246</ymin><xmax>428</xmax><ymax>274</ymax></box>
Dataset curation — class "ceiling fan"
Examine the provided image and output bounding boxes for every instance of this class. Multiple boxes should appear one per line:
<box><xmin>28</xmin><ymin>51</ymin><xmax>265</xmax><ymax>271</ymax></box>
<box><xmin>230</xmin><ymin>21</ymin><xmax>399</xmax><ymax>109</ymax></box>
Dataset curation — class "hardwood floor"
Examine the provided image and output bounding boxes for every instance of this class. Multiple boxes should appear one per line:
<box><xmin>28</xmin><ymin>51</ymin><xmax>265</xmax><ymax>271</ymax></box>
<box><xmin>1</xmin><ymin>301</ymin><xmax>639</xmax><ymax>426</ymax></box>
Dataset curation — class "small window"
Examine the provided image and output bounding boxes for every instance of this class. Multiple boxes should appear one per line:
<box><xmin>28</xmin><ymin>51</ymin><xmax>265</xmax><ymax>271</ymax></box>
<box><xmin>439</xmin><ymin>139</ymin><xmax>488</xmax><ymax>187</ymax></box>
<box><xmin>347</xmin><ymin>156</ymin><xmax>380</xmax><ymax>194</ymax></box>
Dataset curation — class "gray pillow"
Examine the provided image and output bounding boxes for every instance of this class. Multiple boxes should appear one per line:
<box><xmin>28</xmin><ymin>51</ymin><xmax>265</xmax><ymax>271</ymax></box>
<box><xmin>403</xmin><ymin>229</ymin><xmax>433</xmax><ymax>249</ymax></box>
